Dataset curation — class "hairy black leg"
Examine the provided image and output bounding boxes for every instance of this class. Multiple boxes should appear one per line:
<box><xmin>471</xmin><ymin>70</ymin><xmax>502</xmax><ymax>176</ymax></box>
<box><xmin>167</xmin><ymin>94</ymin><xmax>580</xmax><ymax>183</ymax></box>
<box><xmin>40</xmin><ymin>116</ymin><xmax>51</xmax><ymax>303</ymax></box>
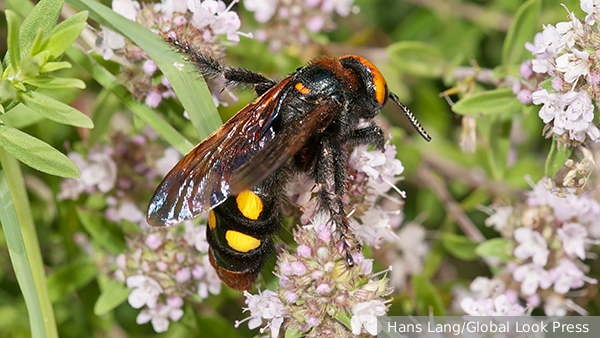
<box><xmin>344</xmin><ymin>123</ymin><xmax>385</xmax><ymax>150</ymax></box>
<box><xmin>314</xmin><ymin>137</ymin><xmax>356</xmax><ymax>266</ymax></box>
<box><xmin>165</xmin><ymin>37</ymin><xmax>277</xmax><ymax>96</ymax></box>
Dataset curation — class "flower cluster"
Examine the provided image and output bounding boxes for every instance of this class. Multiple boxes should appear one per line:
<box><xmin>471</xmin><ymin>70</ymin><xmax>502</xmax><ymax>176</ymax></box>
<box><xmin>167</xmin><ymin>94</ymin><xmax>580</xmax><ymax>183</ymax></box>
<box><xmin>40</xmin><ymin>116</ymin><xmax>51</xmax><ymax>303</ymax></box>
<box><xmin>465</xmin><ymin>179</ymin><xmax>600</xmax><ymax>316</ymax></box>
<box><xmin>244</xmin><ymin>0</ymin><xmax>358</xmax><ymax>52</ymax></box>
<box><xmin>518</xmin><ymin>1</ymin><xmax>600</xmax><ymax>144</ymax></box>
<box><xmin>116</xmin><ymin>220</ymin><xmax>221</xmax><ymax>332</ymax></box>
<box><xmin>58</xmin><ymin>122</ymin><xmax>179</xmax><ymax>228</ymax></box>
<box><xmin>236</xmin><ymin>226</ymin><xmax>392</xmax><ymax>337</ymax></box>
<box><xmin>97</xmin><ymin>0</ymin><xmax>249</xmax><ymax>107</ymax></box>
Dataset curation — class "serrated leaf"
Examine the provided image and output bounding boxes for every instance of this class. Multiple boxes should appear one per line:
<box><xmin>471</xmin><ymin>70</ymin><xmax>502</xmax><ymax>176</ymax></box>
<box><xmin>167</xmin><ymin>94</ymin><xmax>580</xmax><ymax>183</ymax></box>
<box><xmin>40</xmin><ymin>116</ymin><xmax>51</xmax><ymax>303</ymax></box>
<box><xmin>42</xmin><ymin>19</ymin><xmax>88</xmax><ymax>61</ymax></box>
<box><xmin>452</xmin><ymin>88</ymin><xmax>522</xmax><ymax>115</ymax></box>
<box><xmin>24</xmin><ymin>77</ymin><xmax>86</xmax><ymax>89</ymax></box>
<box><xmin>94</xmin><ymin>281</ymin><xmax>130</xmax><ymax>316</ymax></box>
<box><xmin>475</xmin><ymin>238</ymin><xmax>514</xmax><ymax>262</ymax></box>
<box><xmin>19</xmin><ymin>91</ymin><xmax>93</xmax><ymax>128</ymax></box>
<box><xmin>40</xmin><ymin>61</ymin><xmax>72</xmax><ymax>73</ymax></box>
<box><xmin>441</xmin><ymin>233</ymin><xmax>479</xmax><ymax>261</ymax></box>
<box><xmin>411</xmin><ymin>274</ymin><xmax>446</xmax><ymax>316</ymax></box>
<box><xmin>76</xmin><ymin>208</ymin><xmax>127</xmax><ymax>255</ymax></box>
<box><xmin>545</xmin><ymin>135</ymin><xmax>573</xmax><ymax>177</ymax></box>
<box><xmin>47</xmin><ymin>257</ymin><xmax>98</xmax><ymax>302</ymax></box>
<box><xmin>501</xmin><ymin>0</ymin><xmax>541</xmax><ymax>68</ymax></box>
<box><xmin>5</xmin><ymin>10</ymin><xmax>21</xmax><ymax>72</ymax></box>
<box><xmin>0</xmin><ymin>124</ymin><xmax>80</xmax><ymax>177</ymax></box>
<box><xmin>387</xmin><ymin>41</ymin><xmax>447</xmax><ymax>78</ymax></box>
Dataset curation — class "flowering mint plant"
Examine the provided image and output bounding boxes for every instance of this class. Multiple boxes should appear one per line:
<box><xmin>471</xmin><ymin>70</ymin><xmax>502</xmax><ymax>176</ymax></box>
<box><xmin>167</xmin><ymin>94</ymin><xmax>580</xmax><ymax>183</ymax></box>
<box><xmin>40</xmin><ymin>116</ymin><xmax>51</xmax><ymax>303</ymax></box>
<box><xmin>520</xmin><ymin>2</ymin><xmax>600</xmax><ymax>144</ymax></box>
<box><xmin>466</xmin><ymin>179</ymin><xmax>600</xmax><ymax>316</ymax></box>
<box><xmin>244</xmin><ymin>0</ymin><xmax>358</xmax><ymax>52</ymax></box>
<box><xmin>97</xmin><ymin>0</ymin><xmax>250</xmax><ymax>108</ymax></box>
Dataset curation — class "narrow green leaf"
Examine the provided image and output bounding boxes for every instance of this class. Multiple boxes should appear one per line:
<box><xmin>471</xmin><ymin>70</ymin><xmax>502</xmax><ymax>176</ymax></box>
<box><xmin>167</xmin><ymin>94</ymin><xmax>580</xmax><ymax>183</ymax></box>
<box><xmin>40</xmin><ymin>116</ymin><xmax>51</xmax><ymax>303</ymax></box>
<box><xmin>40</xmin><ymin>61</ymin><xmax>72</xmax><ymax>73</ymax></box>
<box><xmin>24</xmin><ymin>77</ymin><xmax>86</xmax><ymax>89</ymax></box>
<box><xmin>5</xmin><ymin>0</ymin><xmax>34</xmax><ymax>17</ymax></box>
<box><xmin>19</xmin><ymin>91</ymin><xmax>94</xmax><ymax>128</ymax></box>
<box><xmin>411</xmin><ymin>274</ymin><xmax>446</xmax><ymax>316</ymax></box>
<box><xmin>94</xmin><ymin>281</ymin><xmax>131</xmax><ymax>316</ymax></box>
<box><xmin>475</xmin><ymin>238</ymin><xmax>514</xmax><ymax>262</ymax></box>
<box><xmin>17</xmin><ymin>0</ymin><xmax>62</xmax><ymax>61</ymax></box>
<box><xmin>1</xmin><ymin>104</ymin><xmax>44</xmax><ymax>128</ymax></box>
<box><xmin>501</xmin><ymin>0</ymin><xmax>541</xmax><ymax>68</ymax></box>
<box><xmin>76</xmin><ymin>208</ymin><xmax>127</xmax><ymax>255</ymax></box>
<box><xmin>67</xmin><ymin>0</ymin><xmax>222</xmax><ymax>139</ymax></box>
<box><xmin>545</xmin><ymin>135</ymin><xmax>573</xmax><ymax>177</ymax></box>
<box><xmin>441</xmin><ymin>233</ymin><xmax>479</xmax><ymax>261</ymax></box>
<box><xmin>28</xmin><ymin>29</ymin><xmax>45</xmax><ymax>57</ymax></box>
<box><xmin>65</xmin><ymin>47</ymin><xmax>194</xmax><ymax>154</ymax></box>
<box><xmin>333</xmin><ymin>311</ymin><xmax>352</xmax><ymax>330</ymax></box>
<box><xmin>452</xmin><ymin>88</ymin><xmax>522</xmax><ymax>115</ymax></box>
<box><xmin>47</xmin><ymin>257</ymin><xmax>98</xmax><ymax>302</ymax></box>
<box><xmin>42</xmin><ymin>21</ymin><xmax>88</xmax><ymax>61</ymax></box>
<box><xmin>0</xmin><ymin>170</ymin><xmax>46</xmax><ymax>338</ymax></box>
<box><xmin>387</xmin><ymin>41</ymin><xmax>447</xmax><ymax>78</ymax></box>
<box><xmin>0</xmin><ymin>124</ymin><xmax>80</xmax><ymax>178</ymax></box>
<box><xmin>5</xmin><ymin>10</ymin><xmax>21</xmax><ymax>72</ymax></box>
<box><xmin>0</xmin><ymin>149</ymin><xmax>58</xmax><ymax>338</ymax></box>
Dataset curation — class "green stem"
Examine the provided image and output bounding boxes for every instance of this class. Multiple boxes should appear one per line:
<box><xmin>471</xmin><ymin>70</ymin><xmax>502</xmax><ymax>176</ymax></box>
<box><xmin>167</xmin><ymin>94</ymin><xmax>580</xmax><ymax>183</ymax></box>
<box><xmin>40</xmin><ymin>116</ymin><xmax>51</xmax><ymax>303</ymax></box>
<box><xmin>0</xmin><ymin>148</ymin><xmax>58</xmax><ymax>338</ymax></box>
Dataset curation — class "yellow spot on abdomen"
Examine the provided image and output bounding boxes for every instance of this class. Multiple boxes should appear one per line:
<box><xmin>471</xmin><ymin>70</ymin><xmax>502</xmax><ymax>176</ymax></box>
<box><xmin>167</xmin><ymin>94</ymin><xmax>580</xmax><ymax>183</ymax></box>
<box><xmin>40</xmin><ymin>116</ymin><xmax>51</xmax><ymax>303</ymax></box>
<box><xmin>295</xmin><ymin>82</ymin><xmax>311</xmax><ymax>95</ymax></box>
<box><xmin>209</xmin><ymin>210</ymin><xmax>216</xmax><ymax>229</ymax></box>
<box><xmin>236</xmin><ymin>190</ymin><xmax>263</xmax><ymax>220</ymax></box>
<box><xmin>225</xmin><ymin>230</ymin><xmax>261</xmax><ymax>252</ymax></box>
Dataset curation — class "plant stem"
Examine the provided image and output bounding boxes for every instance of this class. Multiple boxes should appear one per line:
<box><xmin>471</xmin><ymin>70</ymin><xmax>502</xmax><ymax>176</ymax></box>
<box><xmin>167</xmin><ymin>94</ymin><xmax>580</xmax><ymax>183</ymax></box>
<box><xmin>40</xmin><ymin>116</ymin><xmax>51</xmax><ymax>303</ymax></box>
<box><xmin>0</xmin><ymin>148</ymin><xmax>58</xmax><ymax>338</ymax></box>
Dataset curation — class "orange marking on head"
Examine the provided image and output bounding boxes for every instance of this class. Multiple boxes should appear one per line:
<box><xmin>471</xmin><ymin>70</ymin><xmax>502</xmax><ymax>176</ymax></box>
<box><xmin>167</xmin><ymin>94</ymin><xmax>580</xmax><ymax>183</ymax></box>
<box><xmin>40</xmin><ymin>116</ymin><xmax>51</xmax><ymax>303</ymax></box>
<box><xmin>295</xmin><ymin>82</ymin><xmax>311</xmax><ymax>95</ymax></box>
<box><xmin>341</xmin><ymin>55</ymin><xmax>387</xmax><ymax>104</ymax></box>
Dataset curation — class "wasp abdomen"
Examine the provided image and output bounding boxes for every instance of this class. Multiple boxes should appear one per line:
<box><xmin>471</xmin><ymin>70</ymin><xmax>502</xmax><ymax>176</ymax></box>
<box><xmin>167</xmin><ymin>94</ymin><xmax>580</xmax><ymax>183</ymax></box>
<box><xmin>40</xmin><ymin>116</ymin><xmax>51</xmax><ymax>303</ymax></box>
<box><xmin>206</xmin><ymin>186</ymin><xmax>280</xmax><ymax>290</ymax></box>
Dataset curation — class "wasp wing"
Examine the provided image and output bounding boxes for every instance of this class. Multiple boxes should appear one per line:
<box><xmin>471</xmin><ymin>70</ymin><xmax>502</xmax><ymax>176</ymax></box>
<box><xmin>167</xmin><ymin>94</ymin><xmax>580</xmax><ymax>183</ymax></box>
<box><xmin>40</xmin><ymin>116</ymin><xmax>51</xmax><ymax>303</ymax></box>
<box><xmin>147</xmin><ymin>78</ymin><xmax>292</xmax><ymax>227</ymax></box>
<box><xmin>230</xmin><ymin>102</ymin><xmax>341</xmax><ymax>194</ymax></box>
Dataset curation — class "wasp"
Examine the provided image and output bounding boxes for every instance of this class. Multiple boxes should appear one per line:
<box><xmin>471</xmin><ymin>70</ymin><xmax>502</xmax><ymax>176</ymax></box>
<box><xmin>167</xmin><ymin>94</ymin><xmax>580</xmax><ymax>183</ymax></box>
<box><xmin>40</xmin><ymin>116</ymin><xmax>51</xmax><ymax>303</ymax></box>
<box><xmin>147</xmin><ymin>39</ymin><xmax>430</xmax><ymax>291</ymax></box>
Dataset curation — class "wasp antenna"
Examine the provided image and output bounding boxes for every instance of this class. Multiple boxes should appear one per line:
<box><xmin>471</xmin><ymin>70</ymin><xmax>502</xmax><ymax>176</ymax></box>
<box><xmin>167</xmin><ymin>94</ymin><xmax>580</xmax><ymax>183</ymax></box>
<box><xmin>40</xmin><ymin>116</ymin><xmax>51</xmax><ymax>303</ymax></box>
<box><xmin>389</xmin><ymin>92</ymin><xmax>431</xmax><ymax>142</ymax></box>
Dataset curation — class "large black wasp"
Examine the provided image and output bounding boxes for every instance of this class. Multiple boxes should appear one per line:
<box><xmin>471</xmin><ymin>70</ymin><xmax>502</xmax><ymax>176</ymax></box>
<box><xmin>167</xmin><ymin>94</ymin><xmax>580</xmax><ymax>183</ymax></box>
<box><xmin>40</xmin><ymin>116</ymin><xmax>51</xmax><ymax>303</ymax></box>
<box><xmin>147</xmin><ymin>39</ymin><xmax>430</xmax><ymax>291</ymax></box>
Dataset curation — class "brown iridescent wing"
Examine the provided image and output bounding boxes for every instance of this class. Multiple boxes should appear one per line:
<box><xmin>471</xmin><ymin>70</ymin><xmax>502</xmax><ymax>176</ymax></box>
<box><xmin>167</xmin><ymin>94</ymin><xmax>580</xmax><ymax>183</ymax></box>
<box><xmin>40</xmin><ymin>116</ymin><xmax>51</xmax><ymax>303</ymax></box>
<box><xmin>146</xmin><ymin>78</ymin><xmax>292</xmax><ymax>227</ymax></box>
<box><xmin>229</xmin><ymin>102</ymin><xmax>341</xmax><ymax>194</ymax></box>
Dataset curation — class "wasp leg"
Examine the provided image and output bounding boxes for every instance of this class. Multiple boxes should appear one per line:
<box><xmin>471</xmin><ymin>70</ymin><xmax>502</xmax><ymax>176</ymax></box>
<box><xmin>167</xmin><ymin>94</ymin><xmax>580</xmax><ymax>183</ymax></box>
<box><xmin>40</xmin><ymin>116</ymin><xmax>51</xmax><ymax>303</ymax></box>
<box><xmin>166</xmin><ymin>37</ymin><xmax>277</xmax><ymax>96</ymax></box>
<box><xmin>314</xmin><ymin>137</ymin><xmax>357</xmax><ymax>266</ymax></box>
<box><xmin>345</xmin><ymin>123</ymin><xmax>385</xmax><ymax>150</ymax></box>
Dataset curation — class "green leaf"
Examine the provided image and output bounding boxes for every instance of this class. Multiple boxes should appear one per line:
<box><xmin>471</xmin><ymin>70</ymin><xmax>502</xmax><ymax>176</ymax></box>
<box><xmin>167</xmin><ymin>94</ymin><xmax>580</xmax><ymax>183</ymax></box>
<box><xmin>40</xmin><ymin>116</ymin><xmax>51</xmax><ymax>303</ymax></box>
<box><xmin>94</xmin><ymin>281</ymin><xmax>130</xmax><ymax>316</ymax></box>
<box><xmin>452</xmin><ymin>88</ymin><xmax>522</xmax><ymax>115</ymax></box>
<box><xmin>24</xmin><ymin>77</ymin><xmax>86</xmax><ymax>89</ymax></box>
<box><xmin>41</xmin><ymin>16</ymin><xmax>88</xmax><ymax>61</ymax></box>
<box><xmin>0</xmin><ymin>124</ymin><xmax>80</xmax><ymax>178</ymax></box>
<box><xmin>501</xmin><ymin>0</ymin><xmax>541</xmax><ymax>68</ymax></box>
<box><xmin>27</xmin><ymin>28</ymin><xmax>45</xmax><ymax>57</ymax></box>
<box><xmin>5</xmin><ymin>10</ymin><xmax>21</xmax><ymax>73</ymax></box>
<box><xmin>65</xmin><ymin>47</ymin><xmax>194</xmax><ymax>154</ymax></box>
<box><xmin>18</xmin><ymin>91</ymin><xmax>94</xmax><ymax>128</ymax></box>
<box><xmin>411</xmin><ymin>274</ymin><xmax>446</xmax><ymax>316</ymax></box>
<box><xmin>387</xmin><ymin>41</ymin><xmax>447</xmax><ymax>78</ymax></box>
<box><xmin>441</xmin><ymin>233</ymin><xmax>479</xmax><ymax>261</ymax></box>
<box><xmin>76</xmin><ymin>208</ymin><xmax>127</xmax><ymax>255</ymax></box>
<box><xmin>545</xmin><ymin>135</ymin><xmax>573</xmax><ymax>177</ymax></box>
<box><xmin>0</xmin><ymin>80</ymin><xmax>18</xmax><ymax>101</ymax></box>
<box><xmin>0</xmin><ymin>104</ymin><xmax>44</xmax><ymax>128</ymax></box>
<box><xmin>0</xmin><ymin>170</ymin><xmax>46</xmax><ymax>338</ymax></box>
<box><xmin>17</xmin><ymin>0</ymin><xmax>62</xmax><ymax>61</ymax></box>
<box><xmin>333</xmin><ymin>310</ymin><xmax>352</xmax><ymax>330</ymax></box>
<box><xmin>39</xmin><ymin>61</ymin><xmax>72</xmax><ymax>73</ymax></box>
<box><xmin>67</xmin><ymin>0</ymin><xmax>221</xmax><ymax>140</ymax></box>
<box><xmin>89</xmin><ymin>89</ymin><xmax>119</xmax><ymax>144</ymax></box>
<box><xmin>285</xmin><ymin>328</ymin><xmax>304</xmax><ymax>338</ymax></box>
<box><xmin>47</xmin><ymin>257</ymin><xmax>98</xmax><ymax>302</ymax></box>
<box><xmin>475</xmin><ymin>238</ymin><xmax>514</xmax><ymax>262</ymax></box>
